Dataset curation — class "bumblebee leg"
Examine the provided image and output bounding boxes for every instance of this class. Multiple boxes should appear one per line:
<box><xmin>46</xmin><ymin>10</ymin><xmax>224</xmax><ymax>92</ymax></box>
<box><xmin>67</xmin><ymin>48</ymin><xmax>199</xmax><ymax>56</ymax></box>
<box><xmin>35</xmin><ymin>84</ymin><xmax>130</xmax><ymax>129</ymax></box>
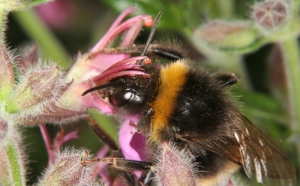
<box><xmin>82</xmin><ymin>157</ymin><xmax>153</xmax><ymax>186</ymax></box>
<box><xmin>86</xmin><ymin>117</ymin><xmax>152</xmax><ymax>185</ymax></box>
<box><xmin>136</xmin><ymin>108</ymin><xmax>153</xmax><ymax>134</ymax></box>
<box><xmin>82</xmin><ymin>157</ymin><xmax>152</xmax><ymax>173</ymax></box>
<box><xmin>142</xmin><ymin>169</ymin><xmax>155</xmax><ymax>185</ymax></box>
<box><xmin>87</xmin><ymin>117</ymin><xmax>119</xmax><ymax>150</ymax></box>
<box><xmin>118</xmin><ymin>171</ymin><xmax>138</xmax><ymax>186</ymax></box>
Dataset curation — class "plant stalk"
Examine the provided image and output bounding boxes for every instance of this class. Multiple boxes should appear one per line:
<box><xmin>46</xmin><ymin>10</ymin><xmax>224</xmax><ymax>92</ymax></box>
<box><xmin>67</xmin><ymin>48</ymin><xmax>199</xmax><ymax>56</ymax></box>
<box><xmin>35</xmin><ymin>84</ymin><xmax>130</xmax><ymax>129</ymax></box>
<box><xmin>279</xmin><ymin>38</ymin><xmax>300</xmax><ymax>130</ymax></box>
<box><xmin>13</xmin><ymin>10</ymin><xmax>70</xmax><ymax>70</ymax></box>
<box><xmin>6</xmin><ymin>136</ymin><xmax>26</xmax><ymax>186</ymax></box>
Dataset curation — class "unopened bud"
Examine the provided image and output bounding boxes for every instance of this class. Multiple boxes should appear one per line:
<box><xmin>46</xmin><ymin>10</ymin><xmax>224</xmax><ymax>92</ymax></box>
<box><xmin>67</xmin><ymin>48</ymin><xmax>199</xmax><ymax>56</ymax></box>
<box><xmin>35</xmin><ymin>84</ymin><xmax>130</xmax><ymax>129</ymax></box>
<box><xmin>38</xmin><ymin>149</ymin><xmax>93</xmax><ymax>186</ymax></box>
<box><xmin>0</xmin><ymin>45</ymin><xmax>15</xmax><ymax>102</ymax></box>
<box><xmin>155</xmin><ymin>142</ymin><xmax>197</xmax><ymax>186</ymax></box>
<box><xmin>195</xmin><ymin>21</ymin><xmax>258</xmax><ymax>50</ymax></box>
<box><xmin>5</xmin><ymin>66</ymin><xmax>61</xmax><ymax>113</ymax></box>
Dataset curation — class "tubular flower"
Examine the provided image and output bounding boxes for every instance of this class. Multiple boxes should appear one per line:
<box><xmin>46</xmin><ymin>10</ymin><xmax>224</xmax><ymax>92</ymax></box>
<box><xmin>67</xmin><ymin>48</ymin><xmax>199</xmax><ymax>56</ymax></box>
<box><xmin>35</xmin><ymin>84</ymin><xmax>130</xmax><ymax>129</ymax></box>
<box><xmin>0</xmin><ymin>7</ymin><xmax>154</xmax><ymax>185</ymax></box>
<box><xmin>0</xmin><ymin>7</ymin><xmax>153</xmax><ymax>127</ymax></box>
<box><xmin>59</xmin><ymin>7</ymin><xmax>153</xmax><ymax>115</ymax></box>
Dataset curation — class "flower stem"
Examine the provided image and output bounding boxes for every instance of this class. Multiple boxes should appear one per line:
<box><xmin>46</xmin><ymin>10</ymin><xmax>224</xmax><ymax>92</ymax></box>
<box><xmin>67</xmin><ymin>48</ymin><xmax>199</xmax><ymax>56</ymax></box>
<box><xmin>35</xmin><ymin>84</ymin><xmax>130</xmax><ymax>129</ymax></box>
<box><xmin>13</xmin><ymin>10</ymin><xmax>70</xmax><ymax>70</ymax></box>
<box><xmin>6</xmin><ymin>136</ymin><xmax>26</xmax><ymax>186</ymax></box>
<box><xmin>39</xmin><ymin>124</ymin><xmax>54</xmax><ymax>164</ymax></box>
<box><xmin>279</xmin><ymin>38</ymin><xmax>300</xmax><ymax>130</ymax></box>
<box><xmin>292</xmin><ymin>0</ymin><xmax>300</xmax><ymax>16</ymax></box>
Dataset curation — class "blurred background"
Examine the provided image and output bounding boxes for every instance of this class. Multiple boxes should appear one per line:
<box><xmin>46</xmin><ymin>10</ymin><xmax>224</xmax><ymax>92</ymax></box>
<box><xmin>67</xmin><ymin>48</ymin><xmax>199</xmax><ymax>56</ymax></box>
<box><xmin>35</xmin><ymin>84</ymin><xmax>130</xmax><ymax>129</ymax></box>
<box><xmin>6</xmin><ymin>0</ymin><xmax>298</xmax><ymax>185</ymax></box>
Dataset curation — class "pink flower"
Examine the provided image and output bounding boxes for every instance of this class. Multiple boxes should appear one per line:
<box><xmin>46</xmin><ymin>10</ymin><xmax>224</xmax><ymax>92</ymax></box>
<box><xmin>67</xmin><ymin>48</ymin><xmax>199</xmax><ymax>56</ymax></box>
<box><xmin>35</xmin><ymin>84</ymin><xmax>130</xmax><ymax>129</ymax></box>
<box><xmin>62</xmin><ymin>7</ymin><xmax>153</xmax><ymax>115</ymax></box>
<box><xmin>0</xmin><ymin>7</ymin><xmax>153</xmax><ymax>127</ymax></box>
<box><xmin>0</xmin><ymin>7</ymin><xmax>154</xmax><ymax>185</ymax></box>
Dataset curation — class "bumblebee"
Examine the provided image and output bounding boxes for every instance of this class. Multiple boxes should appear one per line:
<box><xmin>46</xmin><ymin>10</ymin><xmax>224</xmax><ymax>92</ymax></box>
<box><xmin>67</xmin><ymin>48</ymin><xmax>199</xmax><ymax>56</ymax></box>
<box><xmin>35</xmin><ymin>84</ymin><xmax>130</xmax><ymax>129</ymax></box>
<box><xmin>82</xmin><ymin>13</ymin><xmax>296</xmax><ymax>186</ymax></box>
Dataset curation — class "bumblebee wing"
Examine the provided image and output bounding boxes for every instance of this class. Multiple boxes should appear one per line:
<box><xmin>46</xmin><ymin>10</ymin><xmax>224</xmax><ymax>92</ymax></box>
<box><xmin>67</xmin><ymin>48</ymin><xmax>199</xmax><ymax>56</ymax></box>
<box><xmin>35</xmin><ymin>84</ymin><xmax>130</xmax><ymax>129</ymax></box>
<box><xmin>233</xmin><ymin>116</ymin><xmax>295</xmax><ymax>185</ymax></box>
<box><xmin>179</xmin><ymin>116</ymin><xmax>295</xmax><ymax>186</ymax></box>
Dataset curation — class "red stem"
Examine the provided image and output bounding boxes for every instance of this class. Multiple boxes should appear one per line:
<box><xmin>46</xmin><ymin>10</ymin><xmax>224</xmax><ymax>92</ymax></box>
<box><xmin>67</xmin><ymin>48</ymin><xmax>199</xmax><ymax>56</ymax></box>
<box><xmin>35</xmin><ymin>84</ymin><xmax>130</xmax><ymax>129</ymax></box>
<box><xmin>39</xmin><ymin>124</ymin><xmax>54</xmax><ymax>164</ymax></box>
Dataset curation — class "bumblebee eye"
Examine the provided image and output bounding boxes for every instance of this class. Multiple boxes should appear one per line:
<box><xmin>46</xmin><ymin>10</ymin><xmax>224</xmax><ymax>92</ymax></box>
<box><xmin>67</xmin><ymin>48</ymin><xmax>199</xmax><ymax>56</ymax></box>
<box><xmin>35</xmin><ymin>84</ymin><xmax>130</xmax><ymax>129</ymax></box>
<box><xmin>110</xmin><ymin>89</ymin><xmax>135</xmax><ymax>107</ymax></box>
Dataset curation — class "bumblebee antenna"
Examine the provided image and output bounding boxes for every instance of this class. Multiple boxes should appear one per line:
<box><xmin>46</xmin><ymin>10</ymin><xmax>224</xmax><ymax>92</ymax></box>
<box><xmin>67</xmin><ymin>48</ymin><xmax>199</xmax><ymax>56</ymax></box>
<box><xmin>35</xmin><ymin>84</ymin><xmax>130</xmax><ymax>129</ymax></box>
<box><xmin>140</xmin><ymin>11</ymin><xmax>162</xmax><ymax>57</ymax></box>
<box><xmin>81</xmin><ymin>80</ymin><xmax>123</xmax><ymax>96</ymax></box>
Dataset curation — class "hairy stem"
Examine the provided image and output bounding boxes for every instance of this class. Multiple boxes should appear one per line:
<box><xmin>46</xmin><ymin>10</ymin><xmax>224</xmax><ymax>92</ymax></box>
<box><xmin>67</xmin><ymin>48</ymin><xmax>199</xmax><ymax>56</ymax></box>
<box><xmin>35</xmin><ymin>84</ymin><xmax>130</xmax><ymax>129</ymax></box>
<box><xmin>279</xmin><ymin>36</ymin><xmax>300</xmax><ymax>175</ymax></box>
<box><xmin>6</xmin><ymin>135</ymin><xmax>26</xmax><ymax>186</ymax></box>
<box><xmin>279</xmin><ymin>38</ymin><xmax>300</xmax><ymax>130</ymax></box>
<box><xmin>39</xmin><ymin>124</ymin><xmax>54</xmax><ymax>164</ymax></box>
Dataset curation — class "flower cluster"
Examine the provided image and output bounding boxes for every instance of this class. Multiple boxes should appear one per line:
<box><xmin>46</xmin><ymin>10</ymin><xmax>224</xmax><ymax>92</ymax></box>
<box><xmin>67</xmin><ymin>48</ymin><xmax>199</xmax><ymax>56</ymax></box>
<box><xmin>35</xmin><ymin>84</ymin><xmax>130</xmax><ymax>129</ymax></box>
<box><xmin>0</xmin><ymin>6</ymin><xmax>156</xmax><ymax>185</ymax></box>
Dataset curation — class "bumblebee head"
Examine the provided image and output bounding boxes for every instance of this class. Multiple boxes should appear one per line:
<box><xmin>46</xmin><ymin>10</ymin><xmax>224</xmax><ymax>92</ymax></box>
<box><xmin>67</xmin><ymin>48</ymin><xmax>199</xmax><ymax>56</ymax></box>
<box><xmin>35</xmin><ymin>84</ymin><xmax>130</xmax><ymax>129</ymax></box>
<box><xmin>82</xmin><ymin>58</ymin><xmax>160</xmax><ymax>116</ymax></box>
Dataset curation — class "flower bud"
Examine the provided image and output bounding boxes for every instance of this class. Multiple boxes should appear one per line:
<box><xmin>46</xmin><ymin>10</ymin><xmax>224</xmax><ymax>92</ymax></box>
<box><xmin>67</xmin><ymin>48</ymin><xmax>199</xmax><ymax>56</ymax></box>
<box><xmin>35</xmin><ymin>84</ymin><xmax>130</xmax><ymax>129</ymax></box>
<box><xmin>195</xmin><ymin>21</ymin><xmax>258</xmax><ymax>50</ymax></box>
<box><xmin>38</xmin><ymin>149</ymin><xmax>95</xmax><ymax>186</ymax></box>
<box><xmin>5</xmin><ymin>65</ymin><xmax>61</xmax><ymax>113</ymax></box>
<box><xmin>155</xmin><ymin>142</ymin><xmax>197</xmax><ymax>186</ymax></box>
<box><xmin>252</xmin><ymin>0</ymin><xmax>289</xmax><ymax>32</ymax></box>
<box><xmin>2</xmin><ymin>62</ymin><xmax>86</xmax><ymax>126</ymax></box>
<box><xmin>0</xmin><ymin>45</ymin><xmax>15</xmax><ymax>102</ymax></box>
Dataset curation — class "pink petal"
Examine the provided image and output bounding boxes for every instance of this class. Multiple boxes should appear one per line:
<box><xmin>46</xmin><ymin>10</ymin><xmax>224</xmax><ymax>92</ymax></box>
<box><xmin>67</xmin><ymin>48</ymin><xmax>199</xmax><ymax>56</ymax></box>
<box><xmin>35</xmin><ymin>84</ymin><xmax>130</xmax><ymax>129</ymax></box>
<box><xmin>119</xmin><ymin>116</ymin><xmax>150</xmax><ymax>177</ymax></box>
<box><xmin>91</xmin><ymin>14</ymin><xmax>152</xmax><ymax>52</ymax></box>
<box><xmin>73</xmin><ymin>80</ymin><xmax>115</xmax><ymax>114</ymax></box>
<box><xmin>119</xmin><ymin>116</ymin><xmax>150</xmax><ymax>161</ymax></box>
<box><xmin>53</xmin><ymin>130</ymin><xmax>79</xmax><ymax>152</ymax></box>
